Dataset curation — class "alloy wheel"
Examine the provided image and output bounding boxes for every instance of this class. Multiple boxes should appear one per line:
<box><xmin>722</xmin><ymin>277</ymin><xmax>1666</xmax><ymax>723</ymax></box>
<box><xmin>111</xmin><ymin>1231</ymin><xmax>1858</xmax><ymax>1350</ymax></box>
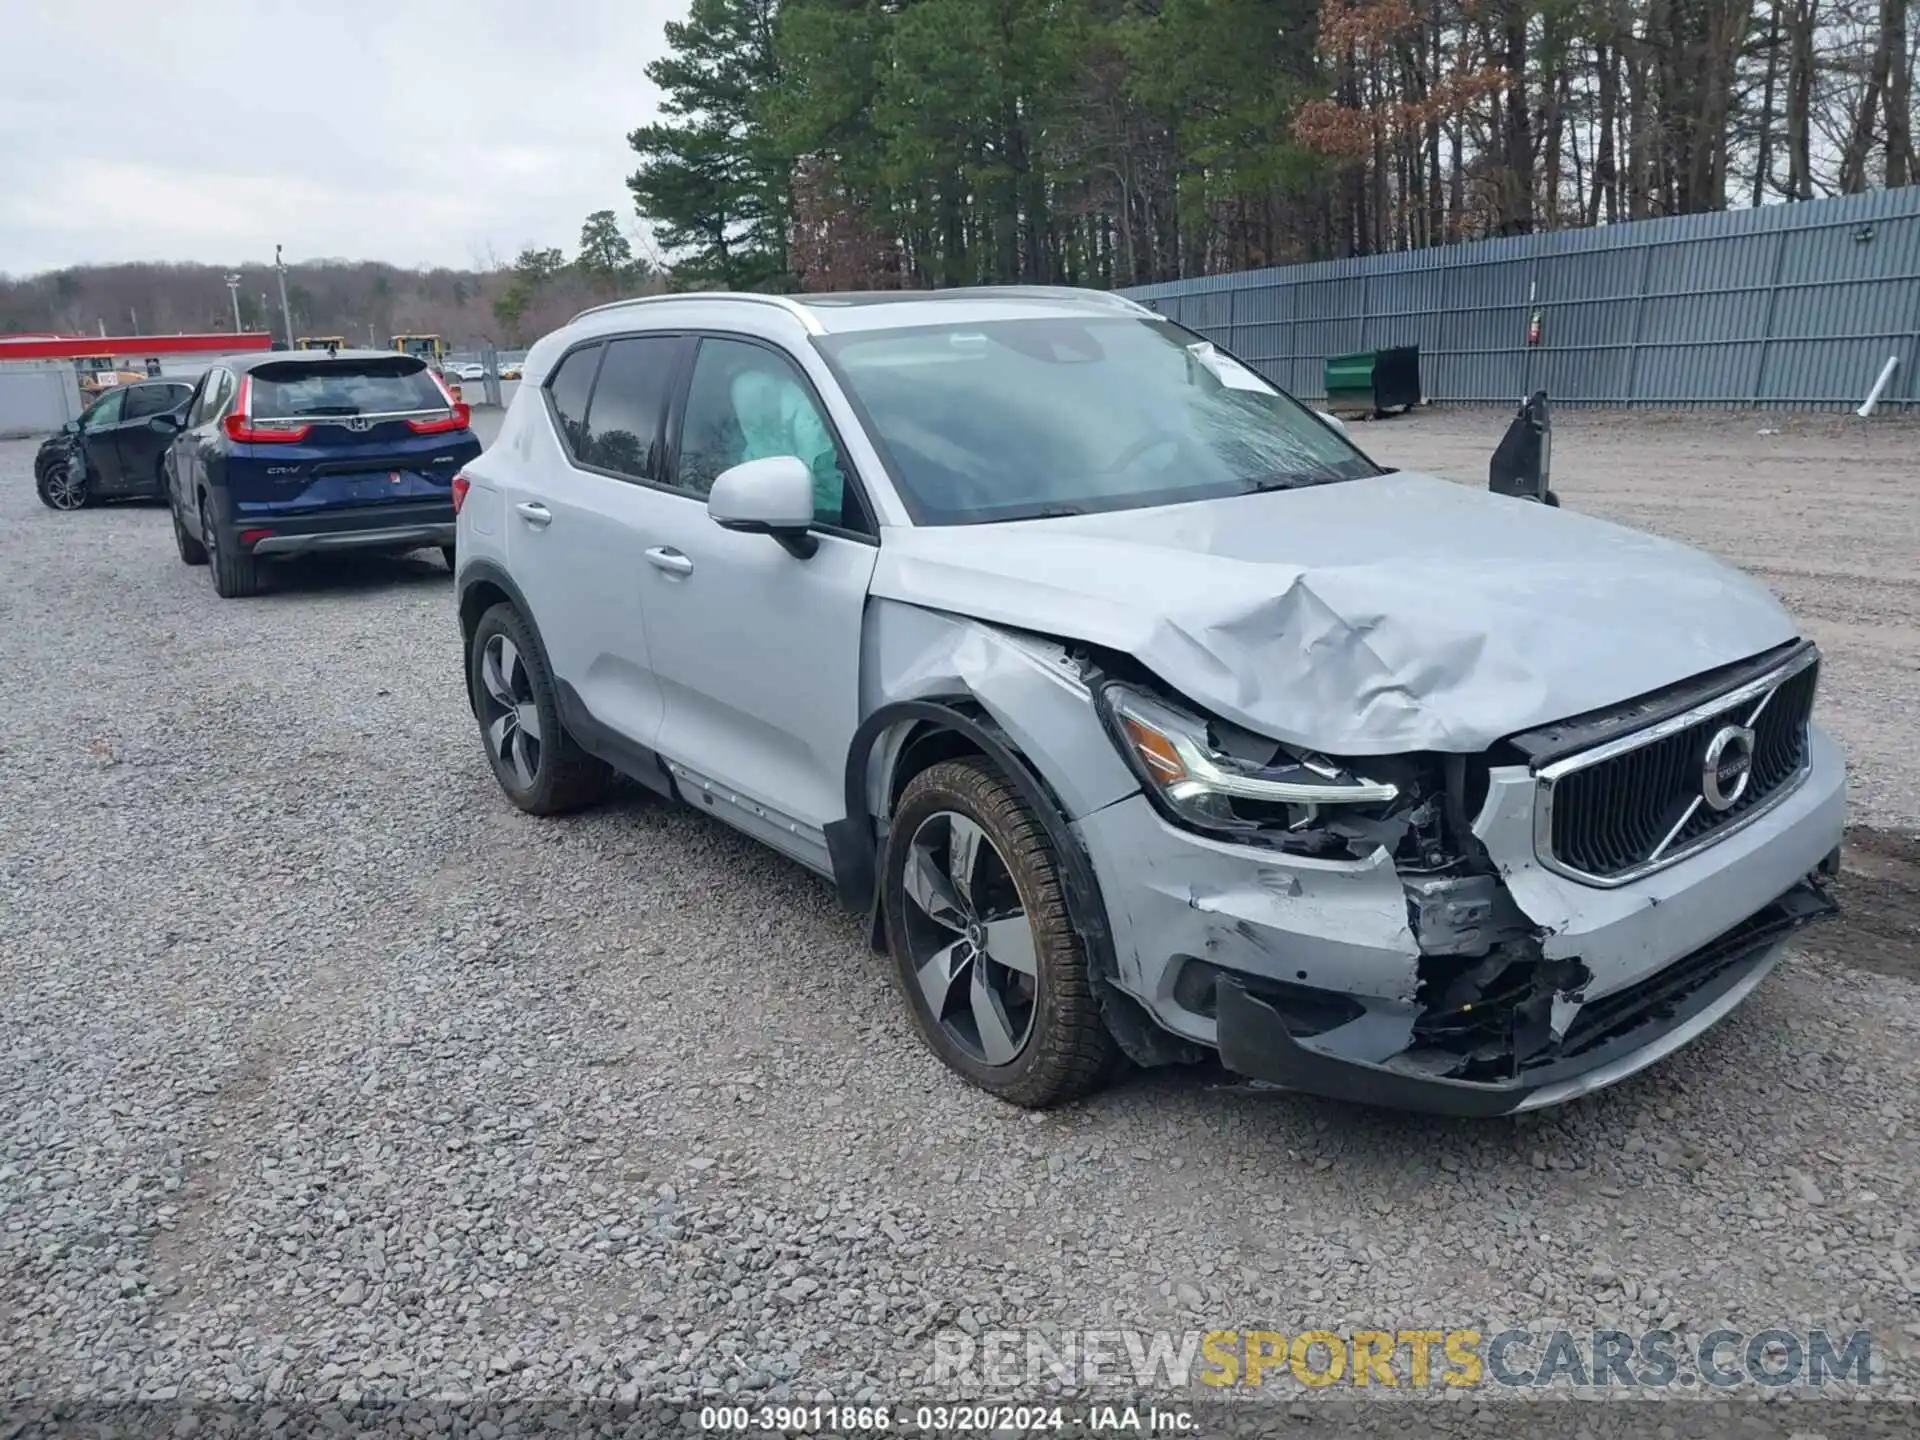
<box><xmin>43</xmin><ymin>462</ymin><xmax>87</xmax><ymax>510</ymax></box>
<box><xmin>478</xmin><ymin>633</ymin><xmax>543</xmax><ymax>788</ymax></box>
<box><xmin>900</xmin><ymin>810</ymin><xmax>1039</xmax><ymax>1066</ymax></box>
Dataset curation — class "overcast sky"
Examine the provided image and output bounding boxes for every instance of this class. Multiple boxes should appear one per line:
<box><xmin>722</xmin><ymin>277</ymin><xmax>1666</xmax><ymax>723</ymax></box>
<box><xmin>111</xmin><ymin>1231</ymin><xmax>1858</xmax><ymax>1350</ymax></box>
<box><xmin>0</xmin><ymin>0</ymin><xmax>674</xmax><ymax>278</ymax></box>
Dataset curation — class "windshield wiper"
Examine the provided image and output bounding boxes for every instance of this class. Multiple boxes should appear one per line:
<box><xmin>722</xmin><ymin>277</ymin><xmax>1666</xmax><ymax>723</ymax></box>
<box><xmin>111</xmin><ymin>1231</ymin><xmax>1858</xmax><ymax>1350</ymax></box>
<box><xmin>1243</xmin><ymin>463</ymin><xmax>1358</xmax><ymax>494</ymax></box>
<box><xmin>289</xmin><ymin>405</ymin><xmax>363</xmax><ymax>416</ymax></box>
<box><xmin>987</xmin><ymin>503</ymin><xmax>1089</xmax><ymax>522</ymax></box>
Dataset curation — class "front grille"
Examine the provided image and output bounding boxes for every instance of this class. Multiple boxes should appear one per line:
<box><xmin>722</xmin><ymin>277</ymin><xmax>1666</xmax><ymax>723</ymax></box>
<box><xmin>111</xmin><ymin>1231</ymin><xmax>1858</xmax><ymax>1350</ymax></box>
<box><xmin>1540</xmin><ymin>652</ymin><xmax>1818</xmax><ymax>884</ymax></box>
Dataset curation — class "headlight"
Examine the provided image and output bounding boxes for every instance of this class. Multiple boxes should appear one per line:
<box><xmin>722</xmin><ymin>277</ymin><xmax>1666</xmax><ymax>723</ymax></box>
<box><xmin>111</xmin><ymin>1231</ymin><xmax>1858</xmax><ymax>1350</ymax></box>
<box><xmin>1097</xmin><ymin>682</ymin><xmax>1400</xmax><ymax>839</ymax></box>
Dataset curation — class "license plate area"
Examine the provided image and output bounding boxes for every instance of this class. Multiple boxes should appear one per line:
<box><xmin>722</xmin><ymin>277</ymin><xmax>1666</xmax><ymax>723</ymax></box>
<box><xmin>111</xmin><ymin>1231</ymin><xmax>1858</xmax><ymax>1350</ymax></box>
<box><xmin>314</xmin><ymin>468</ymin><xmax>444</xmax><ymax>502</ymax></box>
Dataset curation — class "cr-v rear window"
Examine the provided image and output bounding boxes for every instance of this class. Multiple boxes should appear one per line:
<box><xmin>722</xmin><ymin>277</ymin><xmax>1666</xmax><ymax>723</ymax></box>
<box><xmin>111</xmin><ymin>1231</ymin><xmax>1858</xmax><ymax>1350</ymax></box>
<box><xmin>247</xmin><ymin>358</ymin><xmax>448</xmax><ymax>419</ymax></box>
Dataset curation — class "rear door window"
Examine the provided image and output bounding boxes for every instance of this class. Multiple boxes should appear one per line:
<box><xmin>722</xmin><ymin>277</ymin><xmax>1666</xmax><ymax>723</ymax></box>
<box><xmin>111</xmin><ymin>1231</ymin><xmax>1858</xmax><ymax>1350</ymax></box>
<box><xmin>544</xmin><ymin>343</ymin><xmax>602</xmax><ymax>457</ymax></box>
<box><xmin>123</xmin><ymin>384</ymin><xmax>188</xmax><ymax>420</ymax></box>
<box><xmin>247</xmin><ymin>358</ymin><xmax>447</xmax><ymax>419</ymax></box>
<box><xmin>578</xmin><ymin>335</ymin><xmax>688</xmax><ymax>481</ymax></box>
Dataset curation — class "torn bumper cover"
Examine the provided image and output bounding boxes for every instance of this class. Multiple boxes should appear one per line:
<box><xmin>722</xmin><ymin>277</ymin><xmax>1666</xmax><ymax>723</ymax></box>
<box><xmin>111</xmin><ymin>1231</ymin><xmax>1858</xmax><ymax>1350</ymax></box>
<box><xmin>1213</xmin><ymin>879</ymin><xmax>1835</xmax><ymax>1116</ymax></box>
<box><xmin>1071</xmin><ymin>715</ymin><xmax>1846</xmax><ymax>1116</ymax></box>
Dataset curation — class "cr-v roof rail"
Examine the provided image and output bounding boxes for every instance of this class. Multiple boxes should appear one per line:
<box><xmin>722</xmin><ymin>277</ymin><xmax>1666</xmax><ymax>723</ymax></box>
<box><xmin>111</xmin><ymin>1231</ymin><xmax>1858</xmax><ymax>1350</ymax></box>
<box><xmin>567</xmin><ymin>291</ymin><xmax>826</xmax><ymax>334</ymax></box>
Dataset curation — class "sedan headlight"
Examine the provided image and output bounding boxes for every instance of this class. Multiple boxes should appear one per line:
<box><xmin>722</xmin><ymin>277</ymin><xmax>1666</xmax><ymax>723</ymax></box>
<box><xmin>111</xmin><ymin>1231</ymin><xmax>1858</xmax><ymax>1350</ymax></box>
<box><xmin>1097</xmin><ymin>682</ymin><xmax>1400</xmax><ymax>840</ymax></box>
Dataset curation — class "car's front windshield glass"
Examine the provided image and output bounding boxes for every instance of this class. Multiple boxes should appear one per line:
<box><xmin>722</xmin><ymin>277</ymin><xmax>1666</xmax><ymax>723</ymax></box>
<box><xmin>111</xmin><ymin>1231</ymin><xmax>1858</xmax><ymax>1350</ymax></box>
<box><xmin>816</xmin><ymin>316</ymin><xmax>1381</xmax><ymax>524</ymax></box>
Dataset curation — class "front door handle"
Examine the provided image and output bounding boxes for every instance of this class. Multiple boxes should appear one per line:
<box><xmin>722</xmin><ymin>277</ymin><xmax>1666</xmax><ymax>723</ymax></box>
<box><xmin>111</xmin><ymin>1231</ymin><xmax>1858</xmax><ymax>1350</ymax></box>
<box><xmin>514</xmin><ymin>502</ymin><xmax>552</xmax><ymax>529</ymax></box>
<box><xmin>645</xmin><ymin>546</ymin><xmax>694</xmax><ymax>576</ymax></box>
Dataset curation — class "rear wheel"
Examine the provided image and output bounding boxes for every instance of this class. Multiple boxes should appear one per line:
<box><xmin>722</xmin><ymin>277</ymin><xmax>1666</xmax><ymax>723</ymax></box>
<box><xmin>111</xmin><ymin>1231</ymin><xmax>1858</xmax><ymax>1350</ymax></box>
<box><xmin>37</xmin><ymin>459</ymin><xmax>88</xmax><ymax>511</ymax></box>
<box><xmin>883</xmin><ymin>758</ymin><xmax>1119</xmax><ymax>1108</ymax></box>
<box><xmin>469</xmin><ymin>603</ymin><xmax>611</xmax><ymax>814</ymax></box>
<box><xmin>203</xmin><ymin>499</ymin><xmax>261</xmax><ymax>598</ymax></box>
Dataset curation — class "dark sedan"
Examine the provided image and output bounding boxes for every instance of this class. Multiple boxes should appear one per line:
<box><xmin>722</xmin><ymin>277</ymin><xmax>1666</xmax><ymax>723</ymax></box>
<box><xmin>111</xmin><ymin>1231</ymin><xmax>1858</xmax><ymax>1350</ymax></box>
<box><xmin>35</xmin><ymin>379</ymin><xmax>196</xmax><ymax>511</ymax></box>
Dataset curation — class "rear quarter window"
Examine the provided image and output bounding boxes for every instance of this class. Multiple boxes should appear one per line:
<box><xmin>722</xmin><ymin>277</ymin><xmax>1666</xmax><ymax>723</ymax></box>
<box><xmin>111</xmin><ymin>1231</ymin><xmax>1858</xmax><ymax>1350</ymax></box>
<box><xmin>248</xmin><ymin>359</ymin><xmax>447</xmax><ymax>419</ymax></box>
<box><xmin>544</xmin><ymin>343</ymin><xmax>603</xmax><ymax>456</ymax></box>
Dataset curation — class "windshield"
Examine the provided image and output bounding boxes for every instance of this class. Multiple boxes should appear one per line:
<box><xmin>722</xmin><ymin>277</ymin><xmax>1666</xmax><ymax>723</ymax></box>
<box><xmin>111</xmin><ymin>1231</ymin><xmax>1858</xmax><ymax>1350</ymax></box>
<box><xmin>248</xmin><ymin>358</ymin><xmax>447</xmax><ymax>417</ymax></box>
<box><xmin>817</xmin><ymin>316</ymin><xmax>1379</xmax><ymax>523</ymax></box>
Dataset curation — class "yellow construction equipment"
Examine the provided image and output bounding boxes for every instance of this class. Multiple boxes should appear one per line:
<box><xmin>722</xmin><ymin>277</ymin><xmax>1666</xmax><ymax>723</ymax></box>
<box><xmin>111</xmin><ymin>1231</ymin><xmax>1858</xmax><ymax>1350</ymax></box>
<box><xmin>391</xmin><ymin>334</ymin><xmax>447</xmax><ymax>363</ymax></box>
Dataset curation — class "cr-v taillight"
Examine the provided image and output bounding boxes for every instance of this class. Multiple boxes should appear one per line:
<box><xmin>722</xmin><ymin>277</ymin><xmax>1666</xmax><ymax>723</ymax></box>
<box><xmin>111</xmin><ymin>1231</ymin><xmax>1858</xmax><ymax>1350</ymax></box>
<box><xmin>451</xmin><ymin>473</ymin><xmax>471</xmax><ymax>514</ymax></box>
<box><xmin>408</xmin><ymin>401</ymin><xmax>472</xmax><ymax>435</ymax></box>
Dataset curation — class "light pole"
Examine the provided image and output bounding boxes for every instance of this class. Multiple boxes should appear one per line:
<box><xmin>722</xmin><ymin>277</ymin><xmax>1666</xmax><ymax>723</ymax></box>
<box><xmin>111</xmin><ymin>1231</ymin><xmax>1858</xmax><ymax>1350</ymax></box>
<box><xmin>274</xmin><ymin>244</ymin><xmax>295</xmax><ymax>347</ymax></box>
<box><xmin>225</xmin><ymin>273</ymin><xmax>242</xmax><ymax>332</ymax></box>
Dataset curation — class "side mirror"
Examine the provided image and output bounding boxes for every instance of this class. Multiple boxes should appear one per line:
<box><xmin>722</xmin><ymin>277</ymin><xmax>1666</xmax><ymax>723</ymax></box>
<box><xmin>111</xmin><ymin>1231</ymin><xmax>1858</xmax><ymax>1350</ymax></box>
<box><xmin>708</xmin><ymin>455</ymin><xmax>818</xmax><ymax>558</ymax></box>
<box><xmin>1489</xmin><ymin>390</ymin><xmax>1559</xmax><ymax>506</ymax></box>
<box><xmin>1315</xmin><ymin>409</ymin><xmax>1350</xmax><ymax>439</ymax></box>
<box><xmin>147</xmin><ymin>414</ymin><xmax>184</xmax><ymax>436</ymax></box>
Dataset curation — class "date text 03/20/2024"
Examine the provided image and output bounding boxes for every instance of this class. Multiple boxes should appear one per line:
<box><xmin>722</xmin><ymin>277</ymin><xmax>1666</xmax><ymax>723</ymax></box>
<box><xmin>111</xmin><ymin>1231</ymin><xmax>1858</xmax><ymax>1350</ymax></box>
<box><xmin>698</xmin><ymin>1403</ymin><xmax>1196</xmax><ymax>1432</ymax></box>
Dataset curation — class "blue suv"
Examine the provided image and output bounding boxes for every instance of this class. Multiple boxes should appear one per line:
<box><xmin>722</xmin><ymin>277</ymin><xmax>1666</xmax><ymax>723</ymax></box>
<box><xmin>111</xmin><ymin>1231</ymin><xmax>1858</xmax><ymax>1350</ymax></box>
<box><xmin>156</xmin><ymin>349</ymin><xmax>482</xmax><ymax>597</ymax></box>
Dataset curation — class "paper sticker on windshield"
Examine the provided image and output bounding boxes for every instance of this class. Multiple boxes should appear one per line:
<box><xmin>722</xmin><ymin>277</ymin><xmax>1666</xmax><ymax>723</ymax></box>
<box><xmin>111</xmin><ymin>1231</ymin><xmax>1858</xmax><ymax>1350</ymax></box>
<box><xmin>1186</xmin><ymin>342</ymin><xmax>1274</xmax><ymax>394</ymax></box>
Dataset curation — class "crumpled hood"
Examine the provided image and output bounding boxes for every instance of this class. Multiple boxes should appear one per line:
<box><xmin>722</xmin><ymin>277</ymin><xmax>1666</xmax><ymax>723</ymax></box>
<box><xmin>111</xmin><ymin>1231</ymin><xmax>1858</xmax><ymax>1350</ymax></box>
<box><xmin>869</xmin><ymin>471</ymin><xmax>1799</xmax><ymax>754</ymax></box>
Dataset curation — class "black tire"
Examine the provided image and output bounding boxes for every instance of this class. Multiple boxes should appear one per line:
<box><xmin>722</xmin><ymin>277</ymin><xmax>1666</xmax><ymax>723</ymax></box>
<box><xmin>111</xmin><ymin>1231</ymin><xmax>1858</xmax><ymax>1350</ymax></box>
<box><xmin>469</xmin><ymin>602</ymin><xmax>611</xmax><ymax>815</ymax></box>
<box><xmin>883</xmin><ymin>757</ymin><xmax>1119</xmax><ymax>1108</ymax></box>
<box><xmin>171</xmin><ymin>488</ymin><xmax>207</xmax><ymax>565</ymax></box>
<box><xmin>441</xmin><ymin>545</ymin><xmax>457</xmax><ymax>573</ymax></box>
<box><xmin>36</xmin><ymin>458</ymin><xmax>89</xmax><ymax>511</ymax></box>
<box><xmin>203</xmin><ymin>499</ymin><xmax>261</xmax><ymax>597</ymax></box>
<box><xmin>1543</xmin><ymin>488</ymin><xmax>1562</xmax><ymax>508</ymax></box>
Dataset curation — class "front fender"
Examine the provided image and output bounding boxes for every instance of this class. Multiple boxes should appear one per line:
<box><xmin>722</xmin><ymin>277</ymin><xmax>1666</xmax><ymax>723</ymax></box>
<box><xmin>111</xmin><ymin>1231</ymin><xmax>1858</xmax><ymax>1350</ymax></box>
<box><xmin>831</xmin><ymin>603</ymin><xmax>1139</xmax><ymax>942</ymax></box>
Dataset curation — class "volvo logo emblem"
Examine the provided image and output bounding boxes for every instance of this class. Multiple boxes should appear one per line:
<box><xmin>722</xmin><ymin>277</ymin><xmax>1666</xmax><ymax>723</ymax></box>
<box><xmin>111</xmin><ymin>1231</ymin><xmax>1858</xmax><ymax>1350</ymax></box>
<box><xmin>1701</xmin><ymin>724</ymin><xmax>1756</xmax><ymax>812</ymax></box>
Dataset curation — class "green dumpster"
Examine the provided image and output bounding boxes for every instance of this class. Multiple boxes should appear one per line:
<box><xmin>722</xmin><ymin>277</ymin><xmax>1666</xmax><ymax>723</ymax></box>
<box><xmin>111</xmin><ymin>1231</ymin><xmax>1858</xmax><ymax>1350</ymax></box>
<box><xmin>1323</xmin><ymin>345</ymin><xmax>1421</xmax><ymax>417</ymax></box>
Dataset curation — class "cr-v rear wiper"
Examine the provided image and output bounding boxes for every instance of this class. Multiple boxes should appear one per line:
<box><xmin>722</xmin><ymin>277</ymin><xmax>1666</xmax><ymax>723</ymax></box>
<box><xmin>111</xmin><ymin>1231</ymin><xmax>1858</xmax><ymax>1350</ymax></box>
<box><xmin>290</xmin><ymin>405</ymin><xmax>363</xmax><ymax>416</ymax></box>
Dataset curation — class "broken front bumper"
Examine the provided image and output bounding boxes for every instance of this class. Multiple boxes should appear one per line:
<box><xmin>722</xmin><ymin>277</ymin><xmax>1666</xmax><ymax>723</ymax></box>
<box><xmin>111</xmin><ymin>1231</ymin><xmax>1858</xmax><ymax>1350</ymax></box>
<box><xmin>1072</xmin><ymin>724</ymin><xmax>1846</xmax><ymax>1116</ymax></box>
<box><xmin>1213</xmin><ymin>880</ymin><xmax>1833</xmax><ymax>1115</ymax></box>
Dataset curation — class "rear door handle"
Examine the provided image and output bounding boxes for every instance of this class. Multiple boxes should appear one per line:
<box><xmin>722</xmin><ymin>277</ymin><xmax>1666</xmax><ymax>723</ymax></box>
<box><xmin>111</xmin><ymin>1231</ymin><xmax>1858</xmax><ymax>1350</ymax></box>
<box><xmin>645</xmin><ymin>546</ymin><xmax>694</xmax><ymax>576</ymax></box>
<box><xmin>514</xmin><ymin>502</ymin><xmax>552</xmax><ymax>529</ymax></box>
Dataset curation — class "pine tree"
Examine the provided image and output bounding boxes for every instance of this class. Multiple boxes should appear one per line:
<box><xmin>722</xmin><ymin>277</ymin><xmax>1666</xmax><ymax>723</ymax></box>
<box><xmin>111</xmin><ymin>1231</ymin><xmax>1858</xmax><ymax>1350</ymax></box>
<box><xmin>629</xmin><ymin>0</ymin><xmax>790</xmax><ymax>290</ymax></box>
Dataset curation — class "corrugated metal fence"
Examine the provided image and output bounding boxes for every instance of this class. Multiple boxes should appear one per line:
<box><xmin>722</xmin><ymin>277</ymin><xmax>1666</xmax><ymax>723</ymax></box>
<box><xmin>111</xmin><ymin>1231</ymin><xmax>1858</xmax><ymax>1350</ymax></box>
<box><xmin>1123</xmin><ymin>189</ymin><xmax>1920</xmax><ymax>409</ymax></box>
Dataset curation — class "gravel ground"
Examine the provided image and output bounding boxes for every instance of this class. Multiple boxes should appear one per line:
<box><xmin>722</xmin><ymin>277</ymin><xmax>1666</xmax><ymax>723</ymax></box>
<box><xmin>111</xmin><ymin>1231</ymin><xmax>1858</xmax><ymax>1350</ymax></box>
<box><xmin>3</xmin><ymin>410</ymin><xmax>1919</xmax><ymax>1435</ymax></box>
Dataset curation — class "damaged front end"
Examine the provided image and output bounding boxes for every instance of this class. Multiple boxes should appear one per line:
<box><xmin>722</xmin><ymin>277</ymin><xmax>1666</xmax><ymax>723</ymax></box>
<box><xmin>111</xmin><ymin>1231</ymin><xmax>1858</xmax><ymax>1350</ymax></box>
<box><xmin>1076</xmin><ymin>670</ymin><xmax>1841</xmax><ymax>1115</ymax></box>
<box><xmin>1212</xmin><ymin>878</ymin><xmax>1834</xmax><ymax>1114</ymax></box>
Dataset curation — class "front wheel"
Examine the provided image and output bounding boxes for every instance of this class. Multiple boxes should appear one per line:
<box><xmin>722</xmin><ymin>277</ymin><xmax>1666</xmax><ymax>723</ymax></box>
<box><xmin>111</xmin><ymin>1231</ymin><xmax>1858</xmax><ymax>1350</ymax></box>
<box><xmin>171</xmin><ymin>487</ymin><xmax>207</xmax><ymax>565</ymax></box>
<box><xmin>37</xmin><ymin>459</ymin><xmax>89</xmax><ymax>511</ymax></box>
<box><xmin>883</xmin><ymin>757</ymin><xmax>1119</xmax><ymax>1108</ymax></box>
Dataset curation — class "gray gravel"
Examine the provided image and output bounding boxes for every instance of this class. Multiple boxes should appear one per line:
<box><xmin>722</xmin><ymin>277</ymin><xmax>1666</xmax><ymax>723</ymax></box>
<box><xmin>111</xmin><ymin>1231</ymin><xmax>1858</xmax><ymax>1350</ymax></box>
<box><xmin>4</xmin><ymin>411</ymin><xmax>1920</xmax><ymax>1430</ymax></box>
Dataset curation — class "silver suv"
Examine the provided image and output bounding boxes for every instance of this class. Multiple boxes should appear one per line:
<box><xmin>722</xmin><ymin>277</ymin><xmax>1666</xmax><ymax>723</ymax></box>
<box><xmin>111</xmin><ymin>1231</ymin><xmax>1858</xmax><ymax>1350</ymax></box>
<box><xmin>452</xmin><ymin>287</ymin><xmax>1844</xmax><ymax>1114</ymax></box>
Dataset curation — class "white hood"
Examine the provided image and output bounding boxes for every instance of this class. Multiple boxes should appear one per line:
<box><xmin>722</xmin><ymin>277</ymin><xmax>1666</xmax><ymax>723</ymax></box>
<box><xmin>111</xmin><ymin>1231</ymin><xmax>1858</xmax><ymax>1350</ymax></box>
<box><xmin>870</xmin><ymin>471</ymin><xmax>1799</xmax><ymax>754</ymax></box>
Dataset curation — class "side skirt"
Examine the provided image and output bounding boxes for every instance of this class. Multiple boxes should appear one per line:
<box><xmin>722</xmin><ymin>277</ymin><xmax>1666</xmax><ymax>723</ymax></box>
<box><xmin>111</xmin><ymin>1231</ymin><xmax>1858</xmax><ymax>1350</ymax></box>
<box><xmin>552</xmin><ymin>680</ymin><xmax>675</xmax><ymax>800</ymax></box>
